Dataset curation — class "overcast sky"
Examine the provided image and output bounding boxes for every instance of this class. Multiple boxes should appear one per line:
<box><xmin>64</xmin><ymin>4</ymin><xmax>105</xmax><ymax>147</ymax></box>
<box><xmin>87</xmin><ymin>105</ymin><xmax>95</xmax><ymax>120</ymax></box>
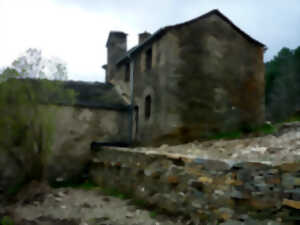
<box><xmin>0</xmin><ymin>0</ymin><xmax>299</xmax><ymax>82</ymax></box>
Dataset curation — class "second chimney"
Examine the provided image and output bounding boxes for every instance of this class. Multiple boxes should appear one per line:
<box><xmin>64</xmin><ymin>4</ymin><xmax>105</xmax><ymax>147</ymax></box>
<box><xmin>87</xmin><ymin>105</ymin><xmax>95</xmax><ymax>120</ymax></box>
<box><xmin>138</xmin><ymin>32</ymin><xmax>151</xmax><ymax>45</ymax></box>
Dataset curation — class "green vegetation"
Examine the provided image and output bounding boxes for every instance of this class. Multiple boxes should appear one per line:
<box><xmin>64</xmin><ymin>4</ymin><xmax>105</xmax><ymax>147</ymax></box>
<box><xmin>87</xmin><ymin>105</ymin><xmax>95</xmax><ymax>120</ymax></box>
<box><xmin>149</xmin><ymin>211</ymin><xmax>158</xmax><ymax>218</ymax></box>
<box><xmin>209</xmin><ymin>123</ymin><xmax>277</xmax><ymax>140</ymax></box>
<box><xmin>253</xmin><ymin>123</ymin><xmax>277</xmax><ymax>135</ymax></box>
<box><xmin>51</xmin><ymin>178</ymin><xmax>133</xmax><ymax>200</ymax></box>
<box><xmin>100</xmin><ymin>187</ymin><xmax>130</xmax><ymax>200</ymax></box>
<box><xmin>265</xmin><ymin>46</ymin><xmax>300</xmax><ymax>122</ymax></box>
<box><xmin>0</xmin><ymin>216</ymin><xmax>14</xmax><ymax>225</ymax></box>
<box><xmin>78</xmin><ymin>180</ymin><xmax>99</xmax><ymax>190</ymax></box>
<box><xmin>0</xmin><ymin>48</ymin><xmax>76</xmax><ymax>184</ymax></box>
<box><xmin>283</xmin><ymin>115</ymin><xmax>300</xmax><ymax>123</ymax></box>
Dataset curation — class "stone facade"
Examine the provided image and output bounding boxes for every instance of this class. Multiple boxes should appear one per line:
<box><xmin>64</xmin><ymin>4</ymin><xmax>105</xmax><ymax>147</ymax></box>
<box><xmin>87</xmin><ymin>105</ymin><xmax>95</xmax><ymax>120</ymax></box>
<box><xmin>105</xmin><ymin>9</ymin><xmax>265</xmax><ymax>146</ymax></box>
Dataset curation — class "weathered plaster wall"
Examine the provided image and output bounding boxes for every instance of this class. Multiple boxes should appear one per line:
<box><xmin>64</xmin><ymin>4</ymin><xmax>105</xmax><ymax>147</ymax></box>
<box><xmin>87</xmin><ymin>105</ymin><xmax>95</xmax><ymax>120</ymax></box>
<box><xmin>43</xmin><ymin>104</ymin><xmax>130</xmax><ymax>183</ymax></box>
<box><xmin>91</xmin><ymin>147</ymin><xmax>300</xmax><ymax>225</ymax></box>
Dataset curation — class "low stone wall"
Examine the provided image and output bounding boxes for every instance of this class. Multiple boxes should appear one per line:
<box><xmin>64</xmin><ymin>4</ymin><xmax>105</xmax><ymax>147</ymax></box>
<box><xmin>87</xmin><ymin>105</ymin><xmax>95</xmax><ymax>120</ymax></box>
<box><xmin>91</xmin><ymin>147</ymin><xmax>300</xmax><ymax>225</ymax></box>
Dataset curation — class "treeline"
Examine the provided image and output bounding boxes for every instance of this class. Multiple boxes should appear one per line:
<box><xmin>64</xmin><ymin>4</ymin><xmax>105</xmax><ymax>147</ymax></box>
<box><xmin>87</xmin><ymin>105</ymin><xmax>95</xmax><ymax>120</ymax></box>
<box><xmin>265</xmin><ymin>46</ymin><xmax>300</xmax><ymax>122</ymax></box>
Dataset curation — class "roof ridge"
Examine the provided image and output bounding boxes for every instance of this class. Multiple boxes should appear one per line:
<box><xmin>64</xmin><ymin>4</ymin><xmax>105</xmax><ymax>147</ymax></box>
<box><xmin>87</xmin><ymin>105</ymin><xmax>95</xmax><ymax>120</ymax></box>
<box><xmin>116</xmin><ymin>9</ymin><xmax>265</xmax><ymax>65</ymax></box>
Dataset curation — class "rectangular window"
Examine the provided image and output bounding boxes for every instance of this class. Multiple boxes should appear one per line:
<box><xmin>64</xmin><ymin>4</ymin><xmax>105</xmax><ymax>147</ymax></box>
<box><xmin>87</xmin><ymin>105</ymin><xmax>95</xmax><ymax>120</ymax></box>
<box><xmin>125</xmin><ymin>63</ymin><xmax>130</xmax><ymax>82</ymax></box>
<box><xmin>146</xmin><ymin>48</ymin><xmax>152</xmax><ymax>70</ymax></box>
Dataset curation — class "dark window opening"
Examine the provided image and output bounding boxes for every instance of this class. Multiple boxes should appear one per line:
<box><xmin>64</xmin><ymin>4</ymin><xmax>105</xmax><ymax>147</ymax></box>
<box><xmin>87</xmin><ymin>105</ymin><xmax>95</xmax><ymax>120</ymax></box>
<box><xmin>146</xmin><ymin>48</ymin><xmax>152</xmax><ymax>70</ymax></box>
<box><xmin>134</xmin><ymin>106</ymin><xmax>139</xmax><ymax>137</ymax></box>
<box><xmin>145</xmin><ymin>95</ymin><xmax>151</xmax><ymax>120</ymax></box>
<box><xmin>125</xmin><ymin>63</ymin><xmax>130</xmax><ymax>82</ymax></box>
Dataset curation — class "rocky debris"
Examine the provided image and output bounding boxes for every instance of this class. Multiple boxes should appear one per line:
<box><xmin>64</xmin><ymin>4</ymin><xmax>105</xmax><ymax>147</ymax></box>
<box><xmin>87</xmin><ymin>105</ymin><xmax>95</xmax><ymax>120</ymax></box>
<box><xmin>2</xmin><ymin>123</ymin><xmax>300</xmax><ymax>224</ymax></box>
<box><xmin>91</xmin><ymin>128</ymin><xmax>300</xmax><ymax>225</ymax></box>
<box><xmin>130</xmin><ymin>122</ymin><xmax>300</xmax><ymax>166</ymax></box>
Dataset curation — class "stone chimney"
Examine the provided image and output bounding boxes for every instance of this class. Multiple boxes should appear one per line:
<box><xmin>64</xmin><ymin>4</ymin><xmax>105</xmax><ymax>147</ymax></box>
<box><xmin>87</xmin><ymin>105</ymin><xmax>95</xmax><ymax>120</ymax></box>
<box><xmin>138</xmin><ymin>32</ymin><xmax>151</xmax><ymax>45</ymax></box>
<box><xmin>106</xmin><ymin>31</ymin><xmax>127</xmax><ymax>82</ymax></box>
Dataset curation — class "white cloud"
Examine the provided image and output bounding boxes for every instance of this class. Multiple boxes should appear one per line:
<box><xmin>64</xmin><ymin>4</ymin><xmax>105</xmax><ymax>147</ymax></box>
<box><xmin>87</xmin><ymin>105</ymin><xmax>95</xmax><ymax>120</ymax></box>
<box><xmin>0</xmin><ymin>0</ymin><xmax>120</xmax><ymax>81</ymax></box>
<box><xmin>0</xmin><ymin>0</ymin><xmax>299</xmax><ymax>81</ymax></box>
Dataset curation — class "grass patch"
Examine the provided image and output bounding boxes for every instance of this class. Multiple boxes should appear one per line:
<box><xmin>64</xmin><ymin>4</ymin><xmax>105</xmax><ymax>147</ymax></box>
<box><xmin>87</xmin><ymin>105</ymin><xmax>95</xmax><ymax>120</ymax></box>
<box><xmin>209</xmin><ymin>131</ymin><xmax>242</xmax><ymax>140</ymax></box>
<box><xmin>252</xmin><ymin>123</ymin><xmax>277</xmax><ymax>135</ymax></box>
<box><xmin>208</xmin><ymin>123</ymin><xmax>277</xmax><ymax>141</ymax></box>
<box><xmin>77</xmin><ymin>180</ymin><xmax>99</xmax><ymax>190</ymax></box>
<box><xmin>1</xmin><ymin>216</ymin><xmax>14</xmax><ymax>225</ymax></box>
<box><xmin>283</xmin><ymin>115</ymin><xmax>300</xmax><ymax>123</ymax></box>
<box><xmin>50</xmin><ymin>179</ymin><xmax>98</xmax><ymax>190</ymax></box>
<box><xmin>50</xmin><ymin>179</ymin><xmax>130</xmax><ymax>200</ymax></box>
<box><xmin>100</xmin><ymin>187</ymin><xmax>130</xmax><ymax>200</ymax></box>
<box><xmin>149</xmin><ymin>211</ymin><xmax>158</xmax><ymax>218</ymax></box>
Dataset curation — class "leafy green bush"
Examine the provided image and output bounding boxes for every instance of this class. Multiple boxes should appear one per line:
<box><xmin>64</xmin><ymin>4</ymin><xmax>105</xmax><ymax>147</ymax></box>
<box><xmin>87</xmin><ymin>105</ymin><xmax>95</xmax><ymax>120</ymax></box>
<box><xmin>1</xmin><ymin>216</ymin><xmax>14</xmax><ymax>225</ymax></box>
<box><xmin>0</xmin><ymin>69</ymin><xmax>76</xmax><ymax>182</ymax></box>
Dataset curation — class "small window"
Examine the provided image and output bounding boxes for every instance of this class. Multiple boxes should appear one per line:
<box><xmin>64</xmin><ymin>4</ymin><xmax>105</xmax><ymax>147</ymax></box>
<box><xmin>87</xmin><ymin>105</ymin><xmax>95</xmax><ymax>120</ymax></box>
<box><xmin>146</xmin><ymin>48</ymin><xmax>152</xmax><ymax>70</ymax></box>
<box><xmin>125</xmin><ymin>63</ymin><xmax>130</xmax><ymax>82</ymax></box>
<box><xmin>145</xmin><ymin>95</ymin><xmax>151</xmax><ymax>120</ymax></box>
<box><xmin>134</xmin><ymin>106</ymin><xmax>139</xmax><ymax>136</ymax></box>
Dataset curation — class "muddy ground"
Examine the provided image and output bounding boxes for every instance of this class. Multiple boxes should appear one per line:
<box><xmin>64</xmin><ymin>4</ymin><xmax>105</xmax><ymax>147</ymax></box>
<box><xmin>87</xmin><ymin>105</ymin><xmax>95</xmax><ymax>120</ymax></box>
<box><xmin>0</xmin><ymin>181</ymin><xmax>189</xmax><ymax>225</ymax></box>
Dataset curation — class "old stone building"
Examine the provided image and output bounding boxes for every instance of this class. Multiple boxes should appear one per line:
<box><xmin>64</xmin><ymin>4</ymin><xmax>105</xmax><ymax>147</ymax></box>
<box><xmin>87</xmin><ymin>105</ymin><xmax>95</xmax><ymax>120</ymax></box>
<box><xmin>103</xmin><ymin>9</ymin><xmax>266</xmax><ymax>145</ymax></box>
<box><xmin>0</xmin><ymin>10</ymin><xmax>267</xmax><ymax>190</ymax></box>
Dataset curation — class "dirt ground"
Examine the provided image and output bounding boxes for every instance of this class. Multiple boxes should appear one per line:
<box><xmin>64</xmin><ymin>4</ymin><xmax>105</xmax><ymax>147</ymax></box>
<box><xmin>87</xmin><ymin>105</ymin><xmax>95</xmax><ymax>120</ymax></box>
<box><xmin>0</xmin><ymin>181</ymin><xmax>188</xmax><ymax>225</ymax></box>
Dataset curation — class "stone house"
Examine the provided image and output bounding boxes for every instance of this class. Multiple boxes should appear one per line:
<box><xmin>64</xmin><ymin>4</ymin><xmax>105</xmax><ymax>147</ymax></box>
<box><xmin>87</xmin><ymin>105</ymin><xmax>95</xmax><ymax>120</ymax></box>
<box><xmin>103</xmin><ymin>9</ymin><xmax>266</xmax><ymax>146</ymax></box>
<box><xmin>0</xmin><ymin>9</ymin><xmax>267</xmax><ymax>189</ymax></box>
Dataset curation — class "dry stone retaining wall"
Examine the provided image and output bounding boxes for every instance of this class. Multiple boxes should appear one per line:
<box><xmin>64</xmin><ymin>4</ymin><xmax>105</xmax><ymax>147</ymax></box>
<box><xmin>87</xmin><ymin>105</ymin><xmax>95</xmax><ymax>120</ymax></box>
<box><xmin>91</xmin><ymin>147</ymin><xmax>300</xmax><ymax>225</ymax></box>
